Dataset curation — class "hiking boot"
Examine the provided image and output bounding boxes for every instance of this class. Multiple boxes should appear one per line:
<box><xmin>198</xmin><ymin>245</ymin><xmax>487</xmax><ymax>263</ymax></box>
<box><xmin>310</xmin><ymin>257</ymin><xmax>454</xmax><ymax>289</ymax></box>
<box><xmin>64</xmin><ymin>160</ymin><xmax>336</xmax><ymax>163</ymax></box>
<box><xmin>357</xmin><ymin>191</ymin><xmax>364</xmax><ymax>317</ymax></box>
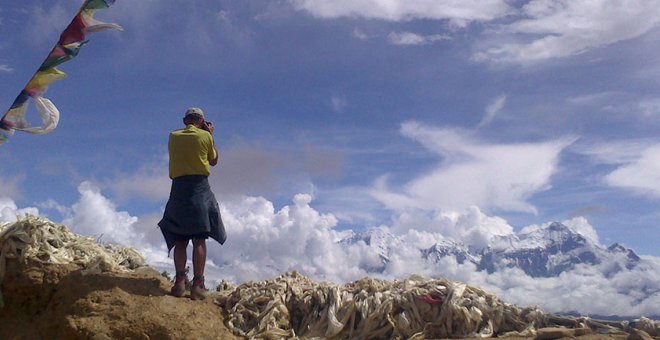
<box><xmin>191</xmin><ymin>275</ymin><xmax>206</xmax><ymax>300</ymax></box>
<box><xmin>170</xmin><ymin>271</ymin><xmax>187</xmax><ymax>298</ymax></box>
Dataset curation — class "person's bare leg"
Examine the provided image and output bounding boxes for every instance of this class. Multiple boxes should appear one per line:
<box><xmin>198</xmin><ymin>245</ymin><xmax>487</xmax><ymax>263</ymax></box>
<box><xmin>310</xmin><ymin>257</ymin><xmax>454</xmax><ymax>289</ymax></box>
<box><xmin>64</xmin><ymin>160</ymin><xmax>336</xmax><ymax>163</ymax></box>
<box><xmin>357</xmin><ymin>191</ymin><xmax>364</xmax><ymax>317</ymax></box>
<box><xmin>171</xmin><ymin>239</ymin><xmax>189</xmax><ymax>297</ymax></box>
<box><xmin>191</xmin><ymin>238</ymin><xmax>207</xmax><ymax>300</ymax></box>
<box><xmin>192</xmin><ymin>238</ymin><xmax>206</xmax><ymax>277</ymax></box>
<box><xmin>174</xmin><ymin>239</ymin><xmax>189</xmax><ymax>273</ymax></box>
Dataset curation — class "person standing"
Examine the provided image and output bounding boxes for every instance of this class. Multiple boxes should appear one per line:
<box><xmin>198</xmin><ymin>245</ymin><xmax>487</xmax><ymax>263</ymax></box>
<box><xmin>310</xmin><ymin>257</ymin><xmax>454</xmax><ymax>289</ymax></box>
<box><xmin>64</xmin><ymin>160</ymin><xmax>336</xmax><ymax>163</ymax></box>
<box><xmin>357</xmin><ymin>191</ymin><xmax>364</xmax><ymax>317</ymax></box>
<box><xmin>159</xmin><ymin>107</ymin><xmax>227</xmax><ymax>300</ymax></box>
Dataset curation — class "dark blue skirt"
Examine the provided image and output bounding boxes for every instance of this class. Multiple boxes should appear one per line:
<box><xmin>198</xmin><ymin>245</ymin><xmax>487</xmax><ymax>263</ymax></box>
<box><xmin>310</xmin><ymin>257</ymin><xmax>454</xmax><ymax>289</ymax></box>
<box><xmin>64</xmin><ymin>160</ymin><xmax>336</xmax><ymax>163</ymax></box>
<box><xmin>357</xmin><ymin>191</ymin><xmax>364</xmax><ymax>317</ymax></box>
<box><xmin>158</xmin><ymin>175</ymin><xmax>227</xmax><ymax>252</ymax></box>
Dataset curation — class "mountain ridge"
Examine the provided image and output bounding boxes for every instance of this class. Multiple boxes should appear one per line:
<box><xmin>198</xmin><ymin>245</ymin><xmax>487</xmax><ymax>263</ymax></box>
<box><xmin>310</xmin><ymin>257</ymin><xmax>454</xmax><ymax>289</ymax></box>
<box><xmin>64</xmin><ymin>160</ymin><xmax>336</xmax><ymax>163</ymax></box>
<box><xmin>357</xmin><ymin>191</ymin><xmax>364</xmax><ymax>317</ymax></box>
<box><xmin>339</xmin><ymin>221</ymin><xmax>642</xmax><ymax>278</ymax></box>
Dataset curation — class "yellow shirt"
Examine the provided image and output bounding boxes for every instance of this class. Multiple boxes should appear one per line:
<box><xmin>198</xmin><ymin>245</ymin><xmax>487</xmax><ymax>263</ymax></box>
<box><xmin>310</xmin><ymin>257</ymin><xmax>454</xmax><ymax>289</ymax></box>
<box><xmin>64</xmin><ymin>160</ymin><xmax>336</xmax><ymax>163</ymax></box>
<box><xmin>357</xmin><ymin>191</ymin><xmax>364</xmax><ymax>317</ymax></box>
<box><xmin>168</xmin><ymin>124</ymin><xmax>217</xmax><ymax>179</ymax></box>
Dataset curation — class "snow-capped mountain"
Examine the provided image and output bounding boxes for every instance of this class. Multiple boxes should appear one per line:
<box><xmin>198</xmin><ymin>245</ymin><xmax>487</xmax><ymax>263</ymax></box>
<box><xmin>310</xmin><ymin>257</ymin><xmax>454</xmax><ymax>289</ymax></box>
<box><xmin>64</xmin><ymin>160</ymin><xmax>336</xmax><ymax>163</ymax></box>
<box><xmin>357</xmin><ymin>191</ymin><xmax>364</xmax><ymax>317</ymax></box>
<box><xmin>420</xmin><ymin>240</ymin><xmax>480</xmax><ymax>265</ymax></box>
<box><xmin>338</xmin><ymin>227</ymin><xmax>401</xmax><ymax>272</ymax></box>
<box><xmin>339</xmin><ymin>221</ymin><xmax>641</xmax><ymax>278</ymax></box>
<box><xmin>478</xmin><ymin>222</ymin><xmax>641</xmax><ymax>277</ymax></box>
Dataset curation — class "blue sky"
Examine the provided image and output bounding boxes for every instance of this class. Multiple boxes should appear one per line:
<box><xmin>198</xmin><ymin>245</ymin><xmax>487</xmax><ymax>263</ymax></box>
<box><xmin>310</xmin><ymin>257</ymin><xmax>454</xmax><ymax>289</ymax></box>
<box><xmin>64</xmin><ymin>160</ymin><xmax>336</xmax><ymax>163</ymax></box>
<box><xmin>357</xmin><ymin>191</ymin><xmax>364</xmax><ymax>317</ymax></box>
<box><xmin>2</xmin><ymin>0</ymin><xmax>660</xmax><ymax>314</ymax></box>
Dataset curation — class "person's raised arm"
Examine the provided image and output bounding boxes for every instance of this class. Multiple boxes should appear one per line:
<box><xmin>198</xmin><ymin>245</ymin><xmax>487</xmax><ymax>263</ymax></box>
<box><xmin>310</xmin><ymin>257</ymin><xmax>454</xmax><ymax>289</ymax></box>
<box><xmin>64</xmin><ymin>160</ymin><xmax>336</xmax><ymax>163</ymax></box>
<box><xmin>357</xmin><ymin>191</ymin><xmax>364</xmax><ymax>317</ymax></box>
<box><xmin>209</xmin><ymin>142</ymin><xmax>218</xmax><ymax>166</ymax></box>
<box><xmin>204</xmin><ymin>121</ymin><xmax>219</xmax><ymax>166</ymax></box>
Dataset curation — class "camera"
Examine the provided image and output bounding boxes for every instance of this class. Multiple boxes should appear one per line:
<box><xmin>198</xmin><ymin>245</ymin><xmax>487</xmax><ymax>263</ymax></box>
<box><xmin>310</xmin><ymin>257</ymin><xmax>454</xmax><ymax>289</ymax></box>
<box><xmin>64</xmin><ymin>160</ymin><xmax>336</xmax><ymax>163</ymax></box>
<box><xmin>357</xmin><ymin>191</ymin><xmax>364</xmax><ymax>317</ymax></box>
<box><xmin>201</xmin><ymin>121</ymin><xmax>213</xmax><ymax>132</ymax></box>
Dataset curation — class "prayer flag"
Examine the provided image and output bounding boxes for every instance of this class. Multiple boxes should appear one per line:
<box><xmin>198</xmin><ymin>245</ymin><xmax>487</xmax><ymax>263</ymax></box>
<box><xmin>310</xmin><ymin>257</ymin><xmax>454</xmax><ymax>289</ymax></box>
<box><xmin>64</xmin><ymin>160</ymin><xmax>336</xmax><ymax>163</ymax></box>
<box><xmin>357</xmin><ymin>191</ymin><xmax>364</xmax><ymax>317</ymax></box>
<box><xmin>0</xmin><ymin>0</ymin><xmax>121</xmax><ymax>145</ymax></box>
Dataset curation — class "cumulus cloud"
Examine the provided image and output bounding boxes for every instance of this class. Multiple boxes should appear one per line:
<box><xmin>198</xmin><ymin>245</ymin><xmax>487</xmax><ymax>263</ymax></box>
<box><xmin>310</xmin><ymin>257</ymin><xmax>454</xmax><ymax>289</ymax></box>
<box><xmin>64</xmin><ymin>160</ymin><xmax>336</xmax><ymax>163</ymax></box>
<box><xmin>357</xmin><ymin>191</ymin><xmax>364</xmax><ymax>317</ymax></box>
<box><xmin>393</xmin><ymin>205</ymin><xmax>514</xmax><ymax>251</ymax></box>
<box><xmin>4</xmin><ymin>184</ymin><xmax>660</xmax><ymax>316</ymax></box>
<box><xmin>387</xmin><ymin>31</ymin><xmax>450</xmax><ymax>45</ymax></box>
<box><xmin>0</xmin><ymin>197</ymin><xmax>39</xmax><ymax>223</ymax></box>
<box><xmin>371</xmin><ymin>121</ymin><xmax>574</xmax><ymax>214</ymax></box>
<box><xmin>289</xmin><ymin>0</ymin><xmax>513</xmax><ymax>24</ymax></box>
<box><xmin>474</xmin><ymin>0</ymin><xmax>660</xmax><ymax>64</ymax></box>
<box><xmin>62</xmin><ymin>181</ymin><xmax>141</xmax><ymax>247</ymax></box>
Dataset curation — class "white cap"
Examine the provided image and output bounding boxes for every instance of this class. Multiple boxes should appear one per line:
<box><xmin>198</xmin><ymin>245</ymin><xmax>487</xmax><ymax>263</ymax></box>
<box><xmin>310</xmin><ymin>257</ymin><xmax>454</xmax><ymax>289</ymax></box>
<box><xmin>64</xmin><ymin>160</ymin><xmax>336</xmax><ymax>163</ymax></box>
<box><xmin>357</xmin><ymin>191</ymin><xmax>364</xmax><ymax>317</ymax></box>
<box><xmin>184</xmin><ymin>107</ymin><xmax>204</xmax><ymax>119</ymax></box>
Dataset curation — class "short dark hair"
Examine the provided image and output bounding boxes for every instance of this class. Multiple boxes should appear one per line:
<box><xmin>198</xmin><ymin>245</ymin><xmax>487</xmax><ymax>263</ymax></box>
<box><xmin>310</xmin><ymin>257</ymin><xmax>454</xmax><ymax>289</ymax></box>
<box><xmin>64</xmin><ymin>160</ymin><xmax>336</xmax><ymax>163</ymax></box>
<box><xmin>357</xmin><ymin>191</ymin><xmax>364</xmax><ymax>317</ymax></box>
<box><xmin>184</xmin><ymin>113</ymin><xmax>204</xmax><ymax>123</ymax></box>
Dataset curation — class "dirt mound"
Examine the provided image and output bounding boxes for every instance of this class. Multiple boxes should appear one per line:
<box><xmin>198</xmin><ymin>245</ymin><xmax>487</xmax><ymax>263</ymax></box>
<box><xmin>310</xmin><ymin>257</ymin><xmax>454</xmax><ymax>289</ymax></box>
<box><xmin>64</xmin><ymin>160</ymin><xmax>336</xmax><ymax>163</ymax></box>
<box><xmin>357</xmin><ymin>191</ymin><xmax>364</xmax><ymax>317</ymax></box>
<box><xmin>0</xmin><ymin>259</ymin><xmax>237</xmax><ymax>339</ymax></box>
<box><xmin>0</xmin><ymin>215</ymin><xmax>236</xmax><ymax>339</ymax></box>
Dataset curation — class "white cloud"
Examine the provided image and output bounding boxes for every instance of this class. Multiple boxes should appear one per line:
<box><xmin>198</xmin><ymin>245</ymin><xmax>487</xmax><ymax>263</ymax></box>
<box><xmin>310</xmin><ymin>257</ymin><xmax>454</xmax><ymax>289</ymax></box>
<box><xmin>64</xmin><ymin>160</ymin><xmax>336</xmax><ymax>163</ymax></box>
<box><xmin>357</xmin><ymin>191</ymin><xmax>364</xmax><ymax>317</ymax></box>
<box><xmin>603</xmin><ymin>144</ymin><xmax>660</xmax><ymax>198</ymax></box>
<box><xmin>62</xmin><ymin>181</ymin><xmax>141</xmax><ymax>247</ymax></box>
<box><xmin>566</xmin><ymin>91</ymin><xmax>626</xmax><ymax>106</ymax></box>
<box><xmin>478</xmin><ymin>95</ymin><xmax>506</xmax><ymax>128</ymax></box>
<box><xmin>371</xmin><ymin>121</ymin><xmax>573</xmax><ymax>214</ymax></box>
<box><xmin>475</xmin><ymin>0</ymin><xmax>660</xmax><ymax>64</ymax></box>
<box><xmin>391</xmin><ymin>205</ymin><xmax>514</xmax><ymax>251</ymax></box>
<box><xmin>560</xmin><ymin>216</ymin><xmax>600</xmax><ymax>245</ymax></box>
<box><xmin>0</xmin><ymin>64</ymin><xmax>12</xmax><ymax>73</ymax></box>
<box><xmin>0</xmin><ymin>197</ymin><xmax>39</xmax><ymax>223</ymax></box>
<box><xmin>291</xmin><ymin>0</ymin><xmax>660</xmax><ymax>65</ymax></box>
<box><xmin>36</xmin><ymin>199</ymin><xmax>71</xmax><ymax>217</ymax></box>
<box><xmin>289</xmin><ymin>0</ymin><xmax>513</xmax><ymax>24</ymax></box>
<box><xmin>352</xmin><ymin>28</ymin><xmax>370</xmax><ymax>40</ymax></box>
<box><xmin>479</xmin><ymin>263</ymin><xmax>660</xmax><ymax>316</ymax></box>
<box><xmin>575</xmin><ymin>140</ymin><xmax>652</xmax><ymax>165</ymax></box>
<box><xmin>387</xmin><ymin>31</ymin><xmax>450</xmax><ymax>45</ymax></box>
<box><xmin>577</xmin><ymin>141</ymin><xmax>660</xmax><ymax>199</ymax></box>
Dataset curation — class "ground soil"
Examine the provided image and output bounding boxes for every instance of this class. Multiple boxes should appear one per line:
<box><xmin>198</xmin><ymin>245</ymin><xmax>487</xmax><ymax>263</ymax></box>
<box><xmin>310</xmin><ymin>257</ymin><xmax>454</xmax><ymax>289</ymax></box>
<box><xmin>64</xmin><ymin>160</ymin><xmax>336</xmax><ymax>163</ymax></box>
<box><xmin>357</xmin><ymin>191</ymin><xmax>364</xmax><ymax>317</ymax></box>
<box><xmin>0</xmin><ymin>259</ymin><xmax>238</xmax><ymax>339</ymax></box>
